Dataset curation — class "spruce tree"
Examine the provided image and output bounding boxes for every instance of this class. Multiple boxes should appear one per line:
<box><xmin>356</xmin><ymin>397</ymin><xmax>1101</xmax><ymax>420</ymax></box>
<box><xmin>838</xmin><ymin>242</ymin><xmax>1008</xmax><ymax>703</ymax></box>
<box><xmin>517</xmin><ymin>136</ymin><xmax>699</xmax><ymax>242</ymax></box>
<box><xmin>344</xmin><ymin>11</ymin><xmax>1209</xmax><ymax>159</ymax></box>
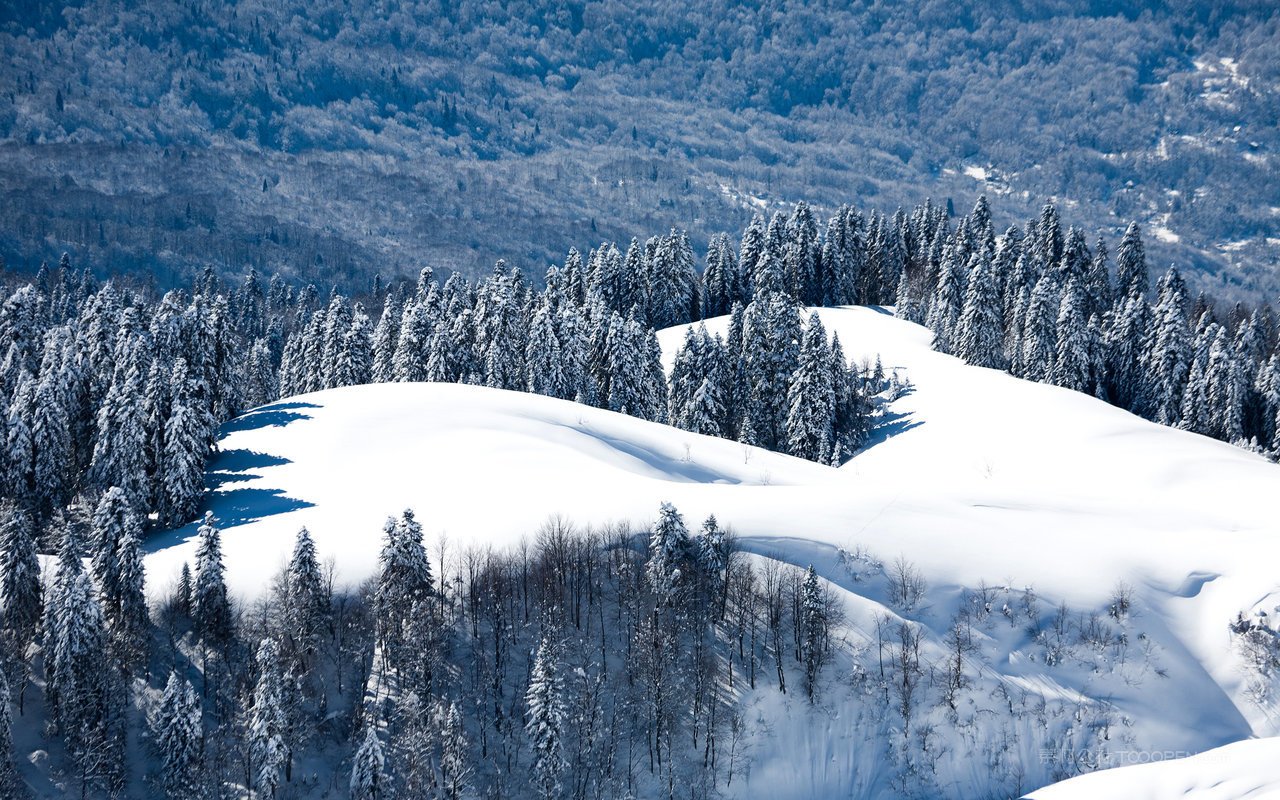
<box><xmin>192</xmin><ymin>512</ymin><xmax>233</xmax><ymax>646</ymax></box>
<box><xmin>954</xmin><ymin>251</ymin><xmax>1005</xmax><ymax>369</ymax></box>
<box><xmin>525</xmin><ymin>636</ymin><xmax>566</xmax><ymax>800</ymax></box>
<box><xmin>0</xmin><ymin>503</ymin><xmax>41</xmax><ymax>658</ymax></box>
<box><xmin>926</xmin><ymin>247</ymin><xmax>964</xmax><ymax>354</ymax></box>
<box><xmin>1115</xmin><ymin>221</ymin><xmax>1149</xmax><ymax>300</ymax></box>
<box><xmin>785</xmin><ymin>314</ymin><xmax>835</xmax><ymax>461</ymax></box>
<box><xmin>350</xmin><ymin>727</ymin><xmax>387</xmax><ymax>800</ymax></box>
<box><xmin>1148</xmin><ymin>269</ymin><xmax>1192</xmax><ymax>425</ymax></box>
<box><xmin>284</xmin><ymin>527</ymin><xmax>326</xmax><ymax>663</ymax></box>
<box><xmin>1019</xmin><ymin>277</ymin><xmax>1057</xmax><ymax>383</ymax></box>
<box><xmin>646</xmin><ymin>502</ymin><xmax>691</xmax><ymax>601</ymax></box>
<box><xmin>374</xmin><ymin>510</ymin><xmax>433</xmax><ymax>661</ymax></box>
<box><xmin>1051</xmin><ymin>279</ymin><xmax>1091</xmax><ymax>393</ymax></box>
<box><xmin>250</xmin><ymin>638</ymin><xmax>290</xmax><ymax>798</ymax></box>
<box><xmin>161</xmin><ymin>358</ymin><xmax>211</xmax><ymax>526</ymax></box>
<box><xmin>153</xmin><ymin>671</ymin><xmax>202</xmax><ymax>799</ymax></box>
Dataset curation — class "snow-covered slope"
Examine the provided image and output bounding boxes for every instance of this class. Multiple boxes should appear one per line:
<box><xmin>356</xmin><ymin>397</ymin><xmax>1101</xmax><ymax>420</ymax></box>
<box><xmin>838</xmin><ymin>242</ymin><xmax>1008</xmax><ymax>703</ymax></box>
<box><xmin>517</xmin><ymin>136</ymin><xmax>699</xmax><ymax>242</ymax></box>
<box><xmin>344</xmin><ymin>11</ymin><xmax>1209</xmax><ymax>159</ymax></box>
<box><xmin>144</xmin><ymin>306</ymin><xmax>1280</xmax><ymax>797</ymax></box>
<box><xmin>1029</xmin><ymin>737</ymin><xmax>1280</xmax><ymax>799</ymax></box>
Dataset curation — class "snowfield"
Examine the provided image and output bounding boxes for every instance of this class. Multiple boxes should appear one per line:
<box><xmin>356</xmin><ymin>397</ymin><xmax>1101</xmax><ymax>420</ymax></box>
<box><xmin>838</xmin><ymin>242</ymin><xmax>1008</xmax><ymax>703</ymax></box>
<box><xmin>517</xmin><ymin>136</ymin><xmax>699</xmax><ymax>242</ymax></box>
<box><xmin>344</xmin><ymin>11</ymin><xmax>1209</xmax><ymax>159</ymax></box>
<box><xmin>144</xmin><ymin>306</ymin><xmax>1280</xmax><ymax>798</ymax></box>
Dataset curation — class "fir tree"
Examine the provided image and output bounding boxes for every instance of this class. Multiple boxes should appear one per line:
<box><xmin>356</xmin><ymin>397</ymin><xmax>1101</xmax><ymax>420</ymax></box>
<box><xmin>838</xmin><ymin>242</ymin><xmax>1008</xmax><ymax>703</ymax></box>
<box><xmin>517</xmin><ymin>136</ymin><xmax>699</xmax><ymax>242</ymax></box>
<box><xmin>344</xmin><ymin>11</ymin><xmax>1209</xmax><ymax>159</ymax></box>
<box><xmin>161</xmin><ymin>358</ymin><xmax>211</xmax><ymax>526</ymax></box>
<box><xmin>0</xmin><ymin>503</ymin><xmax>41</xmax><ymax>657</ymax></box>
<box><xmin>250</xmin><ymin>638</ymin><xmax>290</xmax><ymax>798</ymax></box>
<box><xmin>374</xmin><ymin>510</ymin><xmax>433</xmax><ymax>661</ymax></box>
<box><xmin>800</xmin><ymin>565</ymin><xmax>827</xmax><ymax>702</ymax></box>
<box><xmin>284</xmin><ymin>526</ymin><xmax>326</xmax><ymax>663</ymax></box>
<box><xmin>1148</xmin><ymin>269</ymin><xmax>1192</xmax><ymax>425</ymax></box>
<box><xmin>1115</xmin><ymin>221</ymin><xmax>1149</xmax><ymax>300</ymax></box>
<box><xmin>646</xmin><ymin>502</ymin><xmax>691</xmax><ymax>601</ymax></box>
<box><xmin>525</xmin><ymin>636</ymin><xmax>566</xmax><ymax>800</ymax></box>
<box><xmin>153</xmin><ymin>671</ymin><xmax>202</xmax><ymax>799</ymax></box>
<box><xmin>926</xmin><ymin>247</ymin><xmax>964</xmax><ymax>354</ymax></box>
<box><xmin>1050</xmin><ymin>279</ymin><xmax>1090</xmax><ymax>392</ymax></box>
<box><xmin>954</xmin><ymin>251</ymin><xmax>1005</xmax><ymax>369</ymax></box>
<box><xmin>1019</xmin><ymin>277</ymin><xmax>1057</xmax><ymax>383</ymax></box>
<box><xmin>350</xmin><ymin>727</ymin><xmax>387</xmax><ymax>800</ymax></box>
<box><xmin>785</xmin><ymin>314</ymin><xmax>835</xmax><ymax>461</ymax></box>
<box><xmin>192</xmin><ymin>512</ymin><xmax>233</xmax><ymax>646</ymax></box>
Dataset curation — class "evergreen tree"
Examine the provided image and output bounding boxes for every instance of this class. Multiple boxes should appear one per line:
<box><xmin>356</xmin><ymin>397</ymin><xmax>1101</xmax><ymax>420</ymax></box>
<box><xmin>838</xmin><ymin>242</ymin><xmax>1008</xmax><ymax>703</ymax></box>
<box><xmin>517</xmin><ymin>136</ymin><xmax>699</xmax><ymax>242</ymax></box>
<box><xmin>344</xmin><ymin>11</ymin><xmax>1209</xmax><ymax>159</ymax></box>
<box><xmin>1106</xmin><ymin>295</ymin><xmax>1151</xmax><ymax>413</ymax></box>
<box><xmin>646</xmin><ymin>502</ymin><xmax>691</xmax><ymax>601</ymax></box>
<box><xmin>350</xmin><ymin>727</ymin><xmax>387</xmax><ymax>800</ymax></box>
<box><xmin>954</xmin><ymin>251</ymin><xmax>1005</xmax><ymax>369</ymax></box>
<box><xmin>161</xmin><ymin>358</ymin><xmax>211</xmax><ymax>526</ymax></box>
<box><xmin>741</xmin><ymin>293</ymin><xmax>801</xmax><ymax>450</ymax></box>
<box><xmin>526</xmin><ymin>298</ymin><xmax>570</xmax><ymax>399</ymax></box>
<box><xmin>0</xmin><ymin>666</ymin><xmax>15</xmax><ymax>795</ymax></box>
<box><xmin>800</xmin><ymin>565</ymin><xmax>827</xmax><ymax>702</ymax></box>
<box><xmin>1148</xmin><ymin>268</ymin><xmax>1192</xmax><ymax>425</ymax></box>
<box><xmin>785</xmin><ymin>314</ymin><xmax>835</xmax><ymax>461</ymax></box>
<box><xmin>1050</xmin><ymin>280</ymin><xmax>1091</xmax><ymax>392</ymax></box>
<box><xmin>1019</xmin><ymin>277</ymin><xmax>1057</xmax><ymax>383</ymax></box>
<box><xmin>0</xmin><ymin>504</ymin><xmax>41</xmax><ymax>657</ymax></box>
<box><xmin>192</xmin><ymin>512</ymin><xmax>233</xmax><ymax>646</ymax></box>
<box><xmin>370</xmin><ymin>292</ymin><xmax>402</xmax><ymax>384</ymax></box>
<box><xmin>374</xmin><ymin>510</ymin><xmax>433</xmax><ymax>660</ymax></box>
<box><xmin>1115</xmin><ymin>222</ymin><xmax>1149</xmax><ymax>300</ymax></box>
<box><xmin>284</xmin><ymin>527</ymin><xmax>326</xmax><ymax>663</ymax></box>
<box><xmin>926</xmin><ymin>247</ymin><xmax>964</xmax><ymax>354</ymax></box>
<box><xmin>153</xmin><ymin>671</ymin><xmax>202</xmax><ymax>799</ymax></box>
<box><xmin>250</xmin><ymin>638</ymin><xmax>290</xmax><ymax>798</ymax></box>
<box><xmin>525</xmin><ymin>636</ymin><xmax>566</xmax><ymax>800</ymax></box>
<box><xmin>1205</xmin><ymin>327</ymin><xmax>1245</xmax><ymax>443</ymax></box>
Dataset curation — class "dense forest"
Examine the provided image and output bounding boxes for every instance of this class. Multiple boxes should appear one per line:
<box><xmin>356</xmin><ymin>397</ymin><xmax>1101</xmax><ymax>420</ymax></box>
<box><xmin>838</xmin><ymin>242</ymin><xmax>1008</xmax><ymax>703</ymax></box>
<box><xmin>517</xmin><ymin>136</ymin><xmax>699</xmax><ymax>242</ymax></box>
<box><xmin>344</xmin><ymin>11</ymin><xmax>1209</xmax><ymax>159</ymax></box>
<box><xmin>2</xmin><ymin>0</ymin><xmax>1278</xmax><ymax>295</ymax></box>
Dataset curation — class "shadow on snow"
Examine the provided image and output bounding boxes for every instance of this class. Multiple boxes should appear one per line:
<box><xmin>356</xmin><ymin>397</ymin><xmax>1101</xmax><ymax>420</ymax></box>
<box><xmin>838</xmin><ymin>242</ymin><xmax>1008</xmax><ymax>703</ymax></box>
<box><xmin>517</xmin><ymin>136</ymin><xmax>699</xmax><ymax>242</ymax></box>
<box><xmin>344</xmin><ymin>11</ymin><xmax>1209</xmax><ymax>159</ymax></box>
<box><xmin>219</xmin><ymin>400</ymin><xmax>320</xmax><ymax>435</ymax></box>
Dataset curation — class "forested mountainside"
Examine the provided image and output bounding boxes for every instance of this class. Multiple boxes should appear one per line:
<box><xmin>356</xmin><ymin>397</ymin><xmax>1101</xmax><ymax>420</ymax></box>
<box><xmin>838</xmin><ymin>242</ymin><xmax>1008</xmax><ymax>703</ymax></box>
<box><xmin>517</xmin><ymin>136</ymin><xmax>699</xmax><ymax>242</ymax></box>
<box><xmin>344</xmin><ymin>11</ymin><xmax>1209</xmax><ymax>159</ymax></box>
<box><xmin>2</xmin><ymin>0</ymin><xmax>1278</xmax><ymax>295</ymax></box>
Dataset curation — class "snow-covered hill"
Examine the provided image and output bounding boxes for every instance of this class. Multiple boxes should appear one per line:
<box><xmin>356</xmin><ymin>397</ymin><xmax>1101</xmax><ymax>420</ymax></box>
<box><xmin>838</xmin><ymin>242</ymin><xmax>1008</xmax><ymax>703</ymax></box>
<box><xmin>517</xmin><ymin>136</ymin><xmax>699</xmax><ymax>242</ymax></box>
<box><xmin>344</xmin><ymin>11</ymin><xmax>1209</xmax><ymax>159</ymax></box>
<box><xmin>1030</xmin><ymin>737</ymin><xmax>1280</xmax><ymax>799</ymax></box>
<box><xmin>144</xmin><ymin>306</ymin><xmax>1280</xmax><ymax>797</ymax></box>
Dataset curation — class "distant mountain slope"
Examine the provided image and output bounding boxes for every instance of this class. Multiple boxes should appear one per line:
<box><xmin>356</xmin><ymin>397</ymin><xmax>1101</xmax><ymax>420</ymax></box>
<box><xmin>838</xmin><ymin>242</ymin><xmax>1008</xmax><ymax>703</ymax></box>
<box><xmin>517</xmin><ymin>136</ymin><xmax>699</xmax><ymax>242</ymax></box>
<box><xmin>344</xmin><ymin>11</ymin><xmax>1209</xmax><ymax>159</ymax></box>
<box><xmin>143</xmin><ymin>306</ymin><xmax>1280</xmax><ymax>796</ymax></box>
<box><xmin>2</xmin><ymin>1</ymin><xmax>1277</xmax><ymax>295</ymax></box>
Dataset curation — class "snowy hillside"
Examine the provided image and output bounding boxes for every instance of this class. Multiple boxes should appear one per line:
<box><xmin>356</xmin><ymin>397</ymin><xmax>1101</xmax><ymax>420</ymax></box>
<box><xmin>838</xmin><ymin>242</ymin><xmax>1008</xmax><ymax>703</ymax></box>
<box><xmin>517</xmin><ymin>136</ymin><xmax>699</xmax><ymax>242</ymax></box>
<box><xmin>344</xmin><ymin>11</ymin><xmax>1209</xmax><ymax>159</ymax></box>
<box><xmin>143</xmin><ymin>305</ymin><xmax>1280</xmax><ymax>797</ymax></box>
<box><xmin>1030</xmin><ymin>737</ymin><xmax>1280</xmax><ymax>799</ymax></box>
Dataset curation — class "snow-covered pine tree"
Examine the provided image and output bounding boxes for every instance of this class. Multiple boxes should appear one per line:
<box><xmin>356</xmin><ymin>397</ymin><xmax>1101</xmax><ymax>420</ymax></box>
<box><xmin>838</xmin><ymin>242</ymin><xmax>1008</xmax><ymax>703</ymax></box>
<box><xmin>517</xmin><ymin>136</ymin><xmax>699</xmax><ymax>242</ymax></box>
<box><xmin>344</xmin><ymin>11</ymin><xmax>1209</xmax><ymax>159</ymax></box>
<box><xmin>1050</xmin><ymin>279</ymin><xmax>1090</xmax><ymax>392</ymax></box>
<box><xmin>110</xmin><ymin>513</ymin><xmax>149</xmax><ymax>669</ymax></box>
<box><xmin>646</xmin><ymin>502</ymin><xmax>691</xmax><ymax>601</ymax></box>
<box><xmin>1148</xmin><ymin>268</ymin><xmax>1192</xmax><ymax>426</ymax></box>
<box><xmin>1114</xmin><ymin>221</ymin><xmax>1149</xmax><ymax>301</ymax></box>
<box><xmin>440</xmin><ymin>700</ymin><xmax>471</xmax><ymax>799</ymax></box>
<box><xmin>800</xmin><ymin>565</ymin><xmax>827</xmax><ymax>702</ymax></box>
<box><xmin>785</xmin><ymin>202</ymin><xmax>820</xmax><ymax>305</ymax></box>
<box><xmin>47</xmin><ymin>526</ymin><xmax>122</xmax><ymax>787</ymax></box>
<box><xmin>88</xmin><ymin>335</ymin><xmax>150</xmax><ymax>503</ymax></box>
<box><xmin>1019</xmin><ymin>276</ymin><xmax>1058</xmax><ymax>383</ymax></box>
<box><xmin>1085</xmin><ymin>236</ymin><xmax>1113</xmax><ymax>320</ymax></box>
<box><xmin>954</xmin><ymin>251</ymin><xmax>1005</xmax><ymax>369</ymax></box>
<box><xmin>161</xmin><ymin>358</ymin><xmax>211</xmax><ymax>526</ymax></box>
<box><xmin>0</xmin><ymin>503</ymin><xmax>41</xmax><ymax>657</ymax></box>
<box><xmin>3</xmin><ymin>374</ymin><xmax>35</xmax><ymax>506</ymax></box>
<box><xmin>153</xmin><ymin>671</ymin><xmax>202</xmax><ymax>799</ymax></box>
<box><xmin>741</xmin><ymin>292</ymin><xmax>801</xmax><ymax>451</ymax></box>
<box><xmin>350</xmin><ymin>727</ymin><xmax>387</xmax><ymax>800</ymax></box>
<box><xmin>525</xmin><ymin>636</ymin><xmax>566</xmax><ymax>800</ymax></box>
<box><xmin>738</xmin><ymin>214</ymin><xmax>766</xmax><ymax>301</ymax></box>
<box><xmin>192</xmin><ymin>512</ymin><xmax>233</xmax><ymax>646</ymax></box>
<box><xmin>926</xmin><ymin>246</ymin><xmax>964</xmax><ymax>354</ymax></box>
<box><xmin>526</xmin><ymin>297</ymin><xmax>570</xmax><ymax>399</ymax></box>
<box><xmin>785</xmin><ymin>314</ymin><xmax>835</xmax><ymax>461</ymax></box>
<box><xmin>1105</xmin><ymin>295</ymin><xmax>1151</xmax><ymax>413</ymax></box>
<box><xmin>250</xmin><ymin>637</ymin><xmax>290</xmax><ymax>798</ymax></box>
<box><xmin>374</xmin><ymin>510</ymin><xmax>433</xmax><ymax>661</ymax></box>
<box><xmin>1205</xmin><ymin>326</ymin><xmax>1245</xmax><ymax>443</ymax></box>
<box><xmin>370</xmin><ymin>291</ymin><xmax>402</xmax><ymax>384</ymax></box>
<box><xmin>284</xmin><ymin>526</ymin><xmax>326</xmax><ymax>664</ymax></box>
<box><xmin>702</xmin><ymin>233</ymin><xmax>740</xmax><ymax>318</ymax></box>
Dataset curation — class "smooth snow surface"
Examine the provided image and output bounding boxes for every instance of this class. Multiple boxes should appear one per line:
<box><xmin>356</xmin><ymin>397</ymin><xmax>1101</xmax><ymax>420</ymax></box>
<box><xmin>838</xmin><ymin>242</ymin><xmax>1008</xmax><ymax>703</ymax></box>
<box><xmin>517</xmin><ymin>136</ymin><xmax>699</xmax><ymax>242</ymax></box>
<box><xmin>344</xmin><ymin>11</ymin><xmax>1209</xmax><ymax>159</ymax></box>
<box><xmin>1030</xmin><ymin>737</ymin><xmax>1280</xmax><ymax>799</ymax></box>
<box><xmin>145</xmin><ymin>306</ymin><xmax>1280</xmax><ymax>796</ymax></box>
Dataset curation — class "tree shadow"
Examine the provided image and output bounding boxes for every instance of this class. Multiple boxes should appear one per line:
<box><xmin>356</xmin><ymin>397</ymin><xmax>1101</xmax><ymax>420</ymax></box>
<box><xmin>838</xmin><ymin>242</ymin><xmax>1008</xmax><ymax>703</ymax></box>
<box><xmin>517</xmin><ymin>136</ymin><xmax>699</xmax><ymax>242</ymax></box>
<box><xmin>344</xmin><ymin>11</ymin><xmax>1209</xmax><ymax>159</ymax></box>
<box><xmin>205</xmin><ymin>448</ymin><xmax>291</xmax><ymax>490</ymax></box>
<box><xmin>220</xmin><ymin>400</ymin><xmax>320</xmax><ymax>435</ymax></box>
<box><xmin>855</xmin><ymin>407</ymin><xmax>924</xmax><ymax>456</ymax></box>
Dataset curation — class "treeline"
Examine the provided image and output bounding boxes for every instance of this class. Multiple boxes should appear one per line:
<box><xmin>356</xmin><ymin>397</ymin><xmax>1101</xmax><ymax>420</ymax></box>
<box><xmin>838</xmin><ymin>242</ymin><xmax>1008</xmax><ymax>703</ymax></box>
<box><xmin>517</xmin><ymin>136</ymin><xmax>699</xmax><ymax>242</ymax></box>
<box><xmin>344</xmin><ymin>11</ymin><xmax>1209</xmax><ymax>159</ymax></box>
<box><xmin>906</xmin><ymin>198</ymin><xmax>1280</xmax><ymax>452</ymax></box>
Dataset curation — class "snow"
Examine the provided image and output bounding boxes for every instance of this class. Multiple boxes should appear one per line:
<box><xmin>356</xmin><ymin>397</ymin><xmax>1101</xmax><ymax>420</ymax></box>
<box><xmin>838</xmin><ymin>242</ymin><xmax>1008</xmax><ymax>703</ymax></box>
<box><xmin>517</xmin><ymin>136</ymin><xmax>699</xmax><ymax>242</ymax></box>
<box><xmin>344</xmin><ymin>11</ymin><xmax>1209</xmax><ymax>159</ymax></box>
<box><xmin>1030</xmin><ymin>737</ymin><xmax>1280</xmax><ymax>799</ymax></box>
<box><xmin>144</xmin><ymin>306</ymin><xmax>1280</xmax><ymax>796</ymax></box>
<box><xmin>962</xmin><ymin>164</ymin><xmax>988</xmax><ymax>181</ymax></box>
